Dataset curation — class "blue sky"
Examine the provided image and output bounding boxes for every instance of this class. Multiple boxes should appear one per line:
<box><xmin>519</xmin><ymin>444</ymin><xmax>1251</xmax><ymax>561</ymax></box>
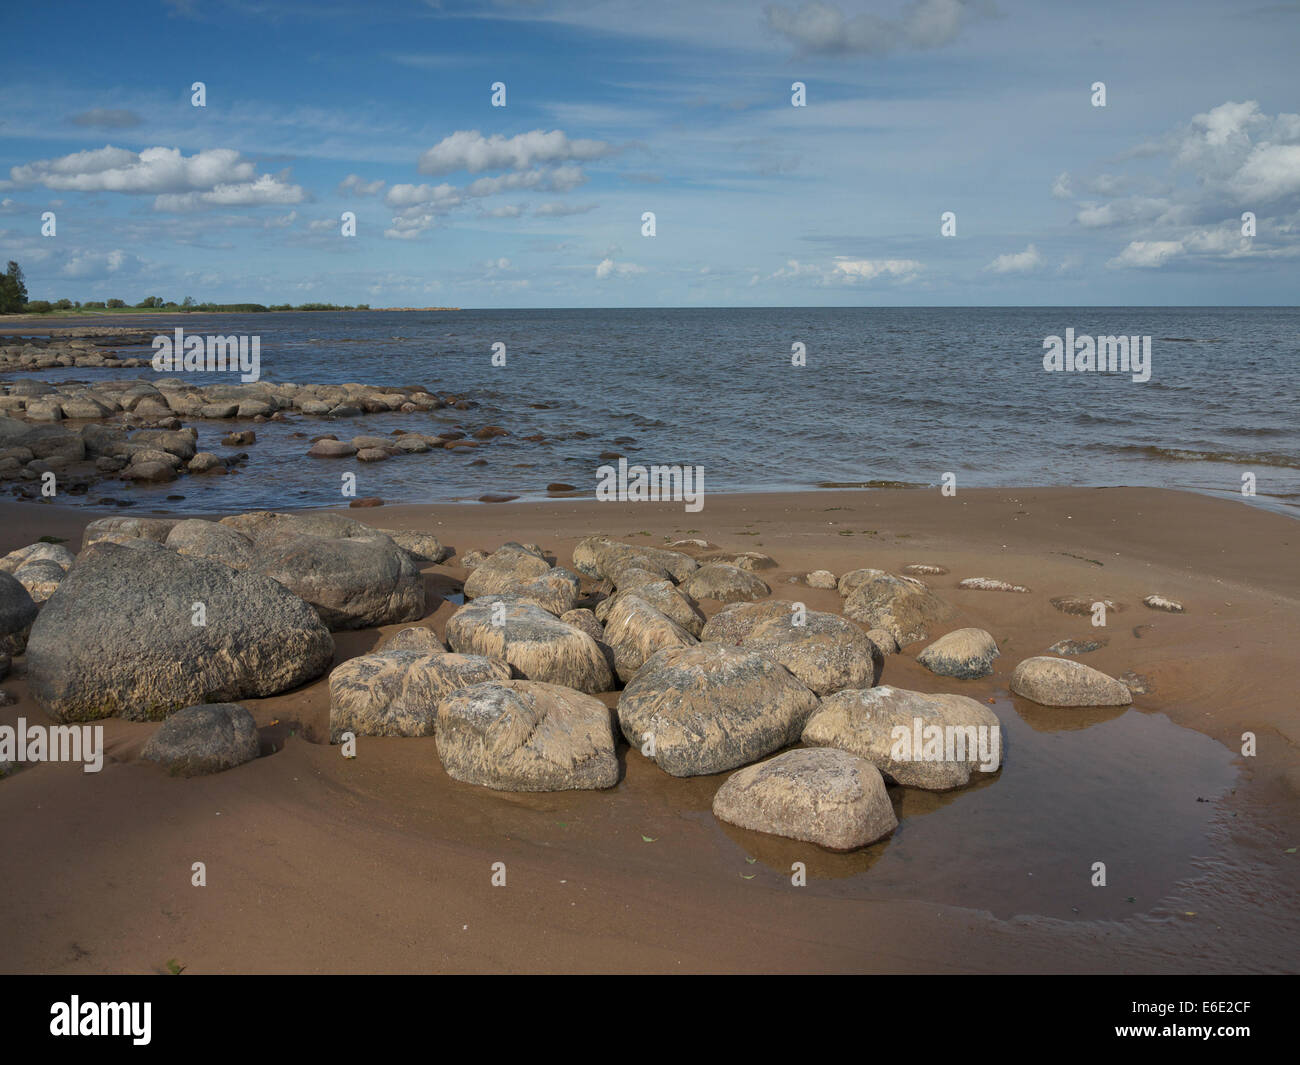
<box><xmin>2</xmin><ymin>0</ymin><xmax>1299</xmax><ymax>307</ymax></box>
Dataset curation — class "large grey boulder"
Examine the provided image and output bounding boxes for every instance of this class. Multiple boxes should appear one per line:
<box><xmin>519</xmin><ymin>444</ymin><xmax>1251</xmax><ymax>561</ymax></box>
<box><xmin>328</xmin><ymin>650</ymin><xmax>511</xmax><ymax>742</ymax></box>
<box><xmin>682</xmin><ymin>562</ymin><xmax>770</xmax><ymax>603</ymax></box>
<box><xmin>141</xmin><ymin>703</ymin><xmax>260</xmax><ymax>777</ymax></box>
<box><xmin>601</xmin><ymin>594</ymin><xmax>698</xmax><ymax>683</ymax></box>
<box><xmin>81</xmin><ymin>515</ymin><xmax>179</xmax><ymax>549</ymax></box>
<box><xmin>253</xmin><ymin>532</ymin><xmax>424</xmax><ymax>630</ymax></box>
<box><xmin>594</xmin><ymin>578</ymin><xmax>705</xmax><ymax>636</ymax></box>
<box><xmin>462</xmin><ymin>544</ymin><xmax>552</xmax><ymax>599</ymax></box>
<box><xmin>841</xmin><ymin>572</ymin><xmax>952</xmax><ymax>647</ymax></box>
<box><xmin>802</xmin><ymin>685</ymin><xmax>1003</xmax><ymax>790</ymax></box>
<box><xmin>617</xmin><ymin>643</ymin><xmax>819</xmax><ymax>777</ymax></box>
<box><xmin>165</xmin><ymin>519</ymin><xmax>258</xmax><ymax>571</ymax></box>
<box><xmin>379</xmin><ymin>529</ymin><xmax>451</xmax><ymax>564</ymax></box>
<box><xmin>917</xmin><ymin>627</ymin><xmax>1000</xmax><ymax>679</ymax></box>
<box><xmin>572</xmin><ymin>537</ymin><xmax>698</xmax><ymax>583</ymax></box>
<box><xmin>445</xmin><ymin>596</ymin><xmax>613</xmax><ymax>694</ymax></box>
<box><xmin>699</xmin><ymin>600</ymin><xmax>792</xmax><ymax>644</ymax></box>
<box><xmin>25</xmin><ymin>541</ymin><xmax>334</xmax><ymax>722</ymax></box>
<box><xmin>436</xmin><ymin>679</ymin><xmax>619</xmax><ymax>792</ymax></box>
<box><xmin>0</xmin><ymin>572</ymin><xmax>38</xmax><ymax>655</ymax></box>
<box><xmin>712</xmin><ymin>748</ymin><xmax>897</xmax><ymax>850</ymax></box>
<box><xmin>1010</xmin><ymin>657</ymin><xmax>1132</xmax><ymax>707</ymax></box>
<box><xmin>739</xmin><ymin>609</ymin><xmax>882</xmax><ymax>695</ymax></box>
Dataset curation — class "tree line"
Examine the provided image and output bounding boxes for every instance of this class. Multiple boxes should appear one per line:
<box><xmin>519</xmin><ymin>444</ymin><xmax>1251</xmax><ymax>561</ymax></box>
<box><xmin>0</xmin><ymin>261</ymin><xmax>371</xmax><ymax>314</ymax></box>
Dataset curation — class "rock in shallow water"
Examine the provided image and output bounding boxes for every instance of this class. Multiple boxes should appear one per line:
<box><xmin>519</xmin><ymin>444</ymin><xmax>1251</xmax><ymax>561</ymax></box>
<box><xmin>802</xmin><ymin>685</ymin><xmax>1002</xmax><ymax>790</ymax></box>
<box><xmin>436</xmin><ymin>679</ymin><xmax>619</xmax><ymax>792</ymax></box>
<box><xmin>141</xmin><ymin>703</ymin><xmax>260</xmax><ymax>777</ymax></box>
<box><xmin>917</xmin><ymin>627</ymin><xmax>1000</xmax><ymax>679</ymax></box>
<box><xmin>617</xmin><ymin>642</ymin><xmax>819</xmax><ymax>777</ymax></box>
<box><xmin>1010</xmin><ymin>656</ymin><xmax>1131</xmax><ymax>707</ymax></box>
<box><xmin>25</xmin><ymin>541</ymin><xmax>333</xmax><ymax>722</ymax></box>
<box><xmin>712</xmin><ymin>748</ymin><xmax>897</xmax><ymax>850</ymax></box>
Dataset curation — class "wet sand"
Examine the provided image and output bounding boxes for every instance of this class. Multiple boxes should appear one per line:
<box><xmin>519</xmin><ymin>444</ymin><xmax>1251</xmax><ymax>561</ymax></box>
<box><xmin>1</xmin><ymin>485</ymin><xmax>1297</xmax><ymax>973</ymax></box>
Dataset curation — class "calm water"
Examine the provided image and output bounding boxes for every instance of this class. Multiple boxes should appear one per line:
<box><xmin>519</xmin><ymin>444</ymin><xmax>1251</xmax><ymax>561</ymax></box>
<box><xmin>13</xmin><ymin>307</ymin><xmax>1299</xmax><ymax>513</ymax></box>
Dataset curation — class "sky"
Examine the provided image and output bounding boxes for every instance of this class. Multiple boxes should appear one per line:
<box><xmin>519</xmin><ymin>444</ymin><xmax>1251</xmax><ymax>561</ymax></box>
<box><xmin>2</xmin><ymin>0</ymin><xmax>1299</xmax><ymax>307</ymax></box>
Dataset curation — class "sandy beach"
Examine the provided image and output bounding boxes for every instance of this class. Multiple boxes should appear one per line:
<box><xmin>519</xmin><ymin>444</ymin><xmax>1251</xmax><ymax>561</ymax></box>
<box><xmin>2</xmin><ymin>485</ymin><xmax>1296</xmax><ymax>974</ymax></box>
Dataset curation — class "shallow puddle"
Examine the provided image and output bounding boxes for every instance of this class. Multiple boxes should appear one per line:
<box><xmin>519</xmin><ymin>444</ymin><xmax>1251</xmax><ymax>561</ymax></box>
<box><xmin>712</xmin><ymin>699</ymin><xmax>1239</xmax><ymax>921</ymax></box>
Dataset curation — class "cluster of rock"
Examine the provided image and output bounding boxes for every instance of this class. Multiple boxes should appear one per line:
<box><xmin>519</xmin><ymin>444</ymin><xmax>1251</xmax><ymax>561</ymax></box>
<box><xmin>0</xmin><ymin>525</ymin><xmax>1188</xmax><ymax>853</ymax></box>
<box><xmin>0</xmin><ymin>331</ymin><xmax>156</xmax><ymax>372</ymax></box>
<box><xmin>305</xmin><ymin>426</ymin><xmax>507</xmax><ymax>464</ymax></box>
<box><xmin>0</xmin><ymin>413</ymin><xmax>249</xmax><ymax>497</ymax></box>
<box><xmin>1</xmin><ymin>376</ymin><xmax>455</xmax><ymax>424</ymax></box>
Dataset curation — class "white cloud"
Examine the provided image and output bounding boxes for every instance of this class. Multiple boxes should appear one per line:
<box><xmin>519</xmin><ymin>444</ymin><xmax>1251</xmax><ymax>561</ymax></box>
<box><xmin>1106</xmin><ymin>240</ymin><xmax>1185</xmax><ymax>269</ymax></box>
<box><xmin>595</xmin><ymin>257</ymin><xmax>645</xmax><ymax>279</ymax></box>
<box><xmin>984</xmin><ymin>244</ymin><xmax>1044</xmax><ymax>274</ymax></box>
<box><xmin>1051</xmin><ymin>172</ymin><xmax>1072</xmax><ymax>200</ymax></box>
<box><xmin>766</xmin><ymin>257</ymin><xmax>922</xmax><ymax>284</ymax></box>
<box><xmin>338</xmin><ymin>174</ymin><xmax>386</xmax><ymax>197</ymax></box>
<box><xmin>418</xmin><ymin>129</ymin><xmax>618</xmax><ymax>176</ymax></box>
<box><xmin>9</xmin><ymin>145</ymin><xmax>304</xmax><ymax>211</ymax></box>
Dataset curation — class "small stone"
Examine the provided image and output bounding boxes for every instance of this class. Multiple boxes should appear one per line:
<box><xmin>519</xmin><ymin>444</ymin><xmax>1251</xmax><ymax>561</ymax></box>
<box><xmin>1143</xmin><ymin>595</ymin><xmax>1185</xmax><ymax>613</ymax></box>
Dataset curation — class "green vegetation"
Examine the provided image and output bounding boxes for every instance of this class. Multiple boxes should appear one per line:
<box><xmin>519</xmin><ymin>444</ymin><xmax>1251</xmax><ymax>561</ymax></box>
<box><xmin>0</xmin><ymin>260</ymin><xmax>373</xmax><ymax>315</ymax></box>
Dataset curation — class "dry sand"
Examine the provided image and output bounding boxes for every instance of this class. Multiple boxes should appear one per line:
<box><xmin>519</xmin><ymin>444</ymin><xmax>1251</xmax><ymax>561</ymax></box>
<box><xmin>1</xmin><ymin>486</ymin><xmax>1297</xmax><ymax>973</ymax></box>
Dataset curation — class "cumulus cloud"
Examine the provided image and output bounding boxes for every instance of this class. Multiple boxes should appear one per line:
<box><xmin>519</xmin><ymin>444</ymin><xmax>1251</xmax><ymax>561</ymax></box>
<box><xmin>984</xmin><ymin>244</ymin><xmax>1044</xmax><ymax>274</ymax></box>
<box><xmin>338</xmin><ymin>173</ymin><xmax>385</xmax><ymax>197</ymax></box>
<box><xmin>1060</xmin><ymin>100</ymin><xmax>1300</xmax><ymax>268</ymax></box>
<box><xmin>766</xmin><ymin>256</ymin><xmax>922</xmax><ymax>283</ymax></box>
<box><xmin>60</xmin><ymin>249</ymin><xmax>139</xmax><ymax>279</ymax></box>
<box><xmin>595</xmin><ymin>257</ymin><xmax>646</xmax><ymax>279</ymax></box>
<box><xmin>1106</xmin><ymin>241</ymin><xmax>1185</xmax><ymax>269</ymax></box>
<box><xmin>68</xmin><ymin>108</ymin><xmax>142</xmax><ymax>129</ymax></box>
<box><xmin>764</xmin><ymin>0</ymin><xmax>987</xmax><ymax>56</ymax></box>
<box><xmin>418</xmin><ymin>129</ymin><xmax>618</xmax><ymax>176</ymax></box>
<box><xmin>8</xmin><ymin>145</ymin><xmax>304</xmax><ymax>211</ymax></box>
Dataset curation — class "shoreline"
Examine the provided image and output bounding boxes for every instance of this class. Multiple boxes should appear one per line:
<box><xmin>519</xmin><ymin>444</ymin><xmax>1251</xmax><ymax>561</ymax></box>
<box><xmin>2</xmin><ymin>484</ymin><xmax>1296</xmax><ymax>973</ymax></box>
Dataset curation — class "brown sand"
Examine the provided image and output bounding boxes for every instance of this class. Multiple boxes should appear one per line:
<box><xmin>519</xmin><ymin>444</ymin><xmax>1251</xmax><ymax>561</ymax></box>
<box><xmin>1</xmin><ymin>486</ymin><xmax>1297</xmax><ymax>973</ymax></box>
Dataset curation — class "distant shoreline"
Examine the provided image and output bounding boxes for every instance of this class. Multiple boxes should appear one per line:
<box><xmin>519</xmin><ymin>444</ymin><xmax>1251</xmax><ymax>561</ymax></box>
<box><xmin>0</xmin><ymin>307</ymin><xmax>460</xmax><ymax>322</ymax></box>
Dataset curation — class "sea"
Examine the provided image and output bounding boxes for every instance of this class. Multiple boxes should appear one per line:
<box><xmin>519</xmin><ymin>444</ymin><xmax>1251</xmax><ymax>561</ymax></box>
<box><xmin>10</xmin><ymin>306</ymin><xmax>1299</xmax><ymax>515</ymax></box>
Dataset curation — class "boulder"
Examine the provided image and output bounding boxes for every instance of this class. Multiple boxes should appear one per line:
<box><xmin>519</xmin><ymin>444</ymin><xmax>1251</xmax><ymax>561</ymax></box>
<box><xmin>0</xmin><ymin>541</ymin><xmax>75</xmax><ymax>574</ymax></box>
<box><xmin>806</xmin><ymin>570</ymin><xmax>838</xmax><ymax>589</ymax></box>
<box><xmin>841</xmin><ymin>572</ymin><xmax>952</xmax><ymax>647</ymax></box>
<box><xmin>435</xmin><ymin>680</ymin><xmax>619</xmax><ymax>792</ymax></box>
<box><xmin>1009</xmin><ymin>657</ymin><xmax>1132</xmax><ymax>707</ymax></box>
<box><xmin>617</xmin><ymin>643</ymin><xmax>818</xmax><ymax>777</ymax></box>
<box><xmin>917</xmin><ymin>628</ymin><xmax>1000</xmax><ymax>679</ymax></box>
<box><xmin>254</xmin><ymin>533</ymin><xmax>424</xmax><ymax>630</ymax></box>
<box><xmin>307</xmin><ymin>439</ymin><xmax>357</xmax><ymax>458</ymax></box>
<box><xmin>559</xmin><ymin>608</ymin><xmax>604</xmax><ymax>644</ymax></box>
<box><xmin>380</xmin><ymin>530</ymin><xmax>450</xmax><ymax>564</ymax></box>
<box><xmin>141</xmin><ymin>703</ymin><xmax>261</xmax><ymax>777</ymax></box>
<box><xmin>81</xmin><ymin>515</ymin><xmax>179</xmax><ymax>549</ymax></box>
<box><xmin>1143</xmin><ymin>595</ymin><xmax>1185</xmax><ymax>613</ymax></box>
<box><xmin>462</xmin><ymin>544</ymin><xmax>553</xmax><ymax>599</ymax></box>
<box><xmin>380</xmin><ymin>627</ymin><xmax>447</xmax><ymax>653</ymax></box>
<box><xmin>328</xmin><ymin>651</ymin><xmax>511</xmax><ymax>742</ymax></box>
<box><xmin>740</xmin><ymin>609</ymin><xmax>882</xmax><ymax>695</ymax></box>
<box><xmin>14</xmin><ymin>558</ymin><xmax>66</xmax><ymax>603</ymax></box>
<box><xmin>0</xmin><ymin>572</ymin><xmax>39</xmax><ymax>655</ymax></box>
<box><xmin>601</xmin><ymin>595</ymin><xmax>698</xmax><ymax>683</ymax></box>
<box><xmin>699</xmin><ymin>600</ymin><xmax>792</xmax><ymax>644</ymax></box>
<box><xmin>712</xmin><ymin>748</ymin><xmax>897</xmax><ymax>850</ymax></box>
<box><xmin>802</xmin><ymin>686</ymin><xmax>1003</xmax><ymax>790</ymax></box>
<box><xmin>445</xmin><ymin>596</ymin><xmax>613</xmax><ymax>694</ymax></box>
<box><xmin>837</xmin><ymin>567</ymin><xmax>888</xmax><ymax>598</ymax></box>
<box><xmin>165</xmin><ymin>519</ymin><xmax>258</xmax><ymax>571</ymax></box>
<box><xmin>25</xmin><ymin>541</ymin><xmax>333</xmax><ymax>722</ymax></box>
<box><xmin>594</xmin><ymin>579</ymin><xmax>705</xmax><ymax>636</ymax></box>
<box><xmin>490</xmin><ymin>567</ymin><xmax>581</xmax><ymax>616</ymax></box>
<box><xmin>682</xmin><ymin>562</ymin><xmax>770</xmax><ymax>603</ymax></box>
<box><xmin>573</xmin><ymin>537</ymin><xmax>698</xmax><ymax>583</ymax></box>
<box><xmin>957</xmin><ymin>577</ymin><xmax>1030</xmax><ymax>593</ymax></box>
